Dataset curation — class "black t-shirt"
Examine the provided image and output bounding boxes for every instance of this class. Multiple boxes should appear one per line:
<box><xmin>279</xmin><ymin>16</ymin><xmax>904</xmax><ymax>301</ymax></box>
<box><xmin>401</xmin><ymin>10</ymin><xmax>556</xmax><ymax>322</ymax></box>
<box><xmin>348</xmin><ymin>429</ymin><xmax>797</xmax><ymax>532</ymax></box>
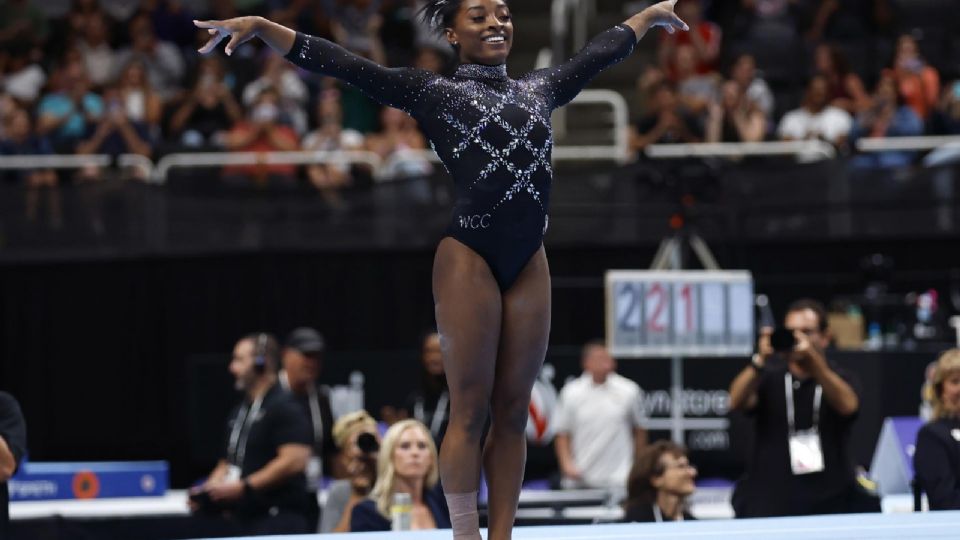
<box><xmin>0</xmin><ymin>392</ymin><xmax>27</xmax><ymax>535</ymax></box>
<box><xmin>732</xmin><ymin>360</ymin><xmax>861</xmax><ymax>517</ymax></box>
<box><xmin>223</xmin><ymin>383</ymin><xmax>312</xmax><ymax>517</ymax></box>
<box><xmin>286</xmin><ymin>383</ymin><xmax>336</xmax><ymax>477</ymax></box>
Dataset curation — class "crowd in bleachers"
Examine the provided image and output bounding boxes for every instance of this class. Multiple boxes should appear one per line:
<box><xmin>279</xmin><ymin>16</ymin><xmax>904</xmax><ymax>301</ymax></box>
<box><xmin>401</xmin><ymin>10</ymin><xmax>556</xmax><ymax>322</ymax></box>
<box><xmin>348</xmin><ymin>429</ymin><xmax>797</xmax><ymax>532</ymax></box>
<box><xmin>630</xmin><ymin>0</ymin><xmax>960</xmax><ymax>159</ymax></box>
<box><xmin>0</xmin><ymin>0</ymin><xmax>441</xmax><ymax>190</ymax></box>
<box><xmin>1</xmin><ymin>0</ymin><xmax>959</xmax><ymax>194</ymax></box>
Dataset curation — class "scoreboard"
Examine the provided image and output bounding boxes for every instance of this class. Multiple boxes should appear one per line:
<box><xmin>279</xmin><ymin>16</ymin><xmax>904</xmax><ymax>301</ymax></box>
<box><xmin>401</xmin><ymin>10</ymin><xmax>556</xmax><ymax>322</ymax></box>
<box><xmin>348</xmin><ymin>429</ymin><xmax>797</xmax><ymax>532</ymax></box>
<box><xmin>605</xmin><ymin>270</ymin><xmax>755</xmax><ymax>358</ymax></box>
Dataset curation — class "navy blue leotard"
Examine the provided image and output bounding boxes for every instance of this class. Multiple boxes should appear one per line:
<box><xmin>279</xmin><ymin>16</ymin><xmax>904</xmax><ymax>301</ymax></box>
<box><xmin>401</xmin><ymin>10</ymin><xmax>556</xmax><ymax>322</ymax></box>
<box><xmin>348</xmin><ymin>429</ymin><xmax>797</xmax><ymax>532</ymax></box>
<box><xmin>285</xmin><ymin>25</ymin><xmax>636</xmax><ymax>290</ymax></box>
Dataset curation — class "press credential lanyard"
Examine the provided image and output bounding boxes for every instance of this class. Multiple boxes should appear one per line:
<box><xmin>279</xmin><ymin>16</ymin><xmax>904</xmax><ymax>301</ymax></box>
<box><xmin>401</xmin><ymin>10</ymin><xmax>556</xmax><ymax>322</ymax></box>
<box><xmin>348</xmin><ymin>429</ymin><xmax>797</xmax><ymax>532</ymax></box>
<box><xmin>415</xmin><ymin>391</ymin><xmax>449</xmax><ymax>439</ymax></box>
<box><xmin>784</xmin><ymin>373</ymin><xmax>822</xmax><ymax>435</ymax></box>
<box><xmin>228</xmin><ymin>395</ymin><xmax>265</xmax><ymax>471</ymax></box>
<box><xmin>652</xmin><ymin>504</ymin><xmax>684</xmax><ymax>523</ymax></box>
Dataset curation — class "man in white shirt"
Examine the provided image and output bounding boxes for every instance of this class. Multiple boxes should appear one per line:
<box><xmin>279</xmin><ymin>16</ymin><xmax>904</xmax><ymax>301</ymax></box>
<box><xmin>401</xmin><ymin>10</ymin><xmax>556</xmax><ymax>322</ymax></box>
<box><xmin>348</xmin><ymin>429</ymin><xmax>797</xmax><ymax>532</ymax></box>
<box><xmin>777</xmin><ymin>75</ymin><xmax>853</xmax><ymax>146</ymax></box>
<box><xmin>554</xmin><ymin>341</ymin><xmax>648</xmax><ymax>489</ymax></box>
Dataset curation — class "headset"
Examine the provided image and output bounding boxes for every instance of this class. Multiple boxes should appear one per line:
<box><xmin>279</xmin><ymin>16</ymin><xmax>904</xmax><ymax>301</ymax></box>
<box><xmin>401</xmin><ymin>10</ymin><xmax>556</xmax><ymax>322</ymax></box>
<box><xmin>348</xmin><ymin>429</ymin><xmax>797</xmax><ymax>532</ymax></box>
<box><xmin>253</xmin><ymin>333</ymin><xmax>269</xmax><ymax>374</ymax></box>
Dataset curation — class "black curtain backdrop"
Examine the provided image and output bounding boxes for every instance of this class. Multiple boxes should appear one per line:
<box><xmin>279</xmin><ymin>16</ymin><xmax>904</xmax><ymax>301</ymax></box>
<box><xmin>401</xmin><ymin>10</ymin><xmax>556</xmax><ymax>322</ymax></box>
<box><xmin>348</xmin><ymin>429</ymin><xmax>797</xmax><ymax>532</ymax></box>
<box><xmin>2</xmin><ymin>236</ymin><xmax>960</xmax><ymax>486</ymax></box>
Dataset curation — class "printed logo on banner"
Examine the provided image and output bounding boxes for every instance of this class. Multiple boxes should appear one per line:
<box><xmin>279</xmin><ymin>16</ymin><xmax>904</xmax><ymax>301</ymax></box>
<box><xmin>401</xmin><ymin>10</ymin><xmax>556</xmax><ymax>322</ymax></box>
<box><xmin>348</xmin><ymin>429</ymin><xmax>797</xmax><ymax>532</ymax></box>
<box><xmin>72</xmin><ymin>470</ymin><xmax>101</xmax><ymax>499</ymax></box>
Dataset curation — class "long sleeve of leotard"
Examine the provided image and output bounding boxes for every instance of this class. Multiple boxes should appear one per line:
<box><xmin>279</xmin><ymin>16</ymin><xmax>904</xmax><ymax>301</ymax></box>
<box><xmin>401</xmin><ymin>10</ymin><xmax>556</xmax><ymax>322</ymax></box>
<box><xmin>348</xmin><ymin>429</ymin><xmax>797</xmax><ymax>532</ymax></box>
<box><xmin>284</xmin><ymin>32</ymin><xmax>437</xmax><ymax>115</ymax></box>
<box><xmin>526</xmin><ymin>25</ymin><xmax>637</xmax><ymax>110</ymax></box>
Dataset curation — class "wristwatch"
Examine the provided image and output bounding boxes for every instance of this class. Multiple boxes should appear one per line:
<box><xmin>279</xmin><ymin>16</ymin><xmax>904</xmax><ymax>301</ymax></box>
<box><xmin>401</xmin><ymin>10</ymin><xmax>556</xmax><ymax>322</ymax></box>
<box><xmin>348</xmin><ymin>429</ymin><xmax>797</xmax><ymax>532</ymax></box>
<box><xmin>749</xmin><ymin>354</ymin><xmax>765</xmax><ymax>372</ymax></box>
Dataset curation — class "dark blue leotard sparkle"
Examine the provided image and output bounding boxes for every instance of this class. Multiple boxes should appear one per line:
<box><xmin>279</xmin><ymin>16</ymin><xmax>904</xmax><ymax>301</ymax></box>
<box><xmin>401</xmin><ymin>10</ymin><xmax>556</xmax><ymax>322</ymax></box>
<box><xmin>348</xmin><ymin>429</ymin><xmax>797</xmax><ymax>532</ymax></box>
<box><xmin>285</xmin><ymin>25</ymin><xmax>636</xmax><ymax>290</ymax></box>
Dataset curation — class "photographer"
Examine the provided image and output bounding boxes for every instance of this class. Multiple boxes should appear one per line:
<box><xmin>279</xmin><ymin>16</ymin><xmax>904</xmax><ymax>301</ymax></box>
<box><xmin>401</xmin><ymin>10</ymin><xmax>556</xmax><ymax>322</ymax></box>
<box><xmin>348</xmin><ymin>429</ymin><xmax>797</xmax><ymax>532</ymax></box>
<box><xmin>729</xmin><ymin>299</ymin><xmax>867</xmax><ymax>517</ymax></box>
<box><xmin>320</xmin><ymin>410</ymin><xmax>381</xmax><ymax>533</ymax></box>
<box><xmin>189</xmin><ymin>333</ymin><xmax>314</xmax><ymax>535</ymax></box>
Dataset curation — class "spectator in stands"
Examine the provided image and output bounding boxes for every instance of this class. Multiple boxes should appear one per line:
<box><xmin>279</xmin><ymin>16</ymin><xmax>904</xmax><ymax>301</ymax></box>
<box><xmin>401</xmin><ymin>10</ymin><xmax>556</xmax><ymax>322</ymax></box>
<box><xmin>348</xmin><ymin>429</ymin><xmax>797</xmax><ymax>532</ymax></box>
<box><xmin>242</xmin><ymin>53</ymin><xmax>309</xmax><ymax>135</ymax></box>
<box><xmin>302</xmin><ymin>87</ymin><xmax>365</xmax><ymax>205</ymax></box>
<box><xmin>913</xmin><ymin>349</ymin><xmax>960</xmax><ymax>510</ymax></box>
<box><xmin>931</xmin><ymin>81</ymin><xmax>960</xmax><ymax>135</ymax></box>
<box><xmin>0</xmin><ymin>0</ymin><xmax>49</xmax><ymax>51</ymax></box>
<box><xmin>366</xmin><ymin>106</ymin><xmax>432</xmax><ymax>180</ymax></box>
<box><xmin>0</xmin><ymin>47</ymin><xmax>46</xmax><ymax>105</ymax></box>
<box><xmin>350</xmin><ymin>419</ymin><xmax>450</xmax><ymax>532</ymax></box>
<box><xmin>554</xmin><ymin>340</ymin><xmax>647</xmax><ymax>489</ymax></box>
<box><xmin>280</xmin><ymin>326</ymin><xmax>336</xmax><ymax>529</ymax></box>
<box><xmin>115</xmin><ymin>60</ymin><xmax>163</xmax><ymax>138</ymax></box>
<box><xmin>76</xmin><ymin>12</ymin><xmax>117</xmax><ymax>89</ymax></box>
<box><xmin>706</xmin><ymin>80</ymin><xmax>766</xmax><ymax>143</ymax></box>
<box><xmin>812</xmin><ymin>44</ymin><xmax>869</xmax><ymax>115</ymax></box>
<box><xmin>36</xmin><ymin>56</ymin><xmax>103</xmax><ymax>153</ymax></box>
<box><xmin>850</xmin><ymin>74</ymin><xmax>923</xmax><ymax>168</ymax></box>
<box><xmin>673</xmin><ymin>44</ymin><xmax>719</xmax><ymax>119</ymax></box>
<box><xmin>623</xmin><ymin>441</ymin><xmax>697</xmax><ymax>523</ymax></box>
<box><xmin>777</xmin><ymin>75</ymin><xmax>852</xmax><ymax>147</ymax></box>
<box><xmin>66</xmin><ymin>0</ymin><xmax>105</xmax><ymax>37</ymax></box>
<box><xmin>730</xmin><ymin>53</ymin><xmax>773</xmax><ymax>120</ymax></box>
<box><xmin>320</xmin><ymin>410</ymin><xmax>382</xmax><ymax>533</ymax></box>
<box><xmin>630</xmin><ymin>82</ymin><xmax>702</xmax><ymax>154</ymax></box>
<box><xmin>114</xmin><ymin>13</ymin><xmax>185</xmax><ymax>99</ymax></box>
<box><xmin>222</xmin><ymin>86</ymin><xmax>300</xmax><ymax>187</ymax></box>
<box><xmin>0</xmin><ymin>106</ymin><xmax>61</xmax><ymax>228</ymax></box>
<box><xmin>403</xmin><ymin>331</ymin><xmax>449</xmax><ymax>446</ymax></box>
<box><xmin>729</xmin><ymin>299</ymin><xmax>868</xmax><ymax>517</ymax></box>
<box><xmin>190</xmin><ymin>333</ymin><xmax>314</xmax><ymax>535</ymax></box>
<box><xmin>323</xmin><ymin>0</ymin><xmax>385</xmax><ymax>60</ymax></box>
<box><xmin>658</xmin><ymin>0</ymin><xmax>721</xmax><ymax>78</ymax></box>
<box><xmin>888</xmin><ymin>34</ymin><xmax>940</xmax><ymax>121</ymax></box>
<box><xmin>0</xmin><ymin>391</ymin><xmax>26</xmax><ymax>539</ymax></box>
<box><xmin>76</xmin><ymin>86</ymin><xmax>153</xmax><ymax>159</ymax></box>
<box><xmin>168</xmin><ymin>56</ymin><xmax>243</xmax><ymax>147</ymax></box>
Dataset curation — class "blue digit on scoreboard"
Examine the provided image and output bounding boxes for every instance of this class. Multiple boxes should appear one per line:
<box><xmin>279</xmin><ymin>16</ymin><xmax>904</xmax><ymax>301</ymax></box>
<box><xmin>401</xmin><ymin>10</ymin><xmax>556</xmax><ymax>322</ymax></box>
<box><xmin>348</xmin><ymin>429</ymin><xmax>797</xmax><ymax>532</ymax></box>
<box><xmin>605</xmin><ymin>271</ymin><xmax>755</xmax><ymax>358</ymax></box>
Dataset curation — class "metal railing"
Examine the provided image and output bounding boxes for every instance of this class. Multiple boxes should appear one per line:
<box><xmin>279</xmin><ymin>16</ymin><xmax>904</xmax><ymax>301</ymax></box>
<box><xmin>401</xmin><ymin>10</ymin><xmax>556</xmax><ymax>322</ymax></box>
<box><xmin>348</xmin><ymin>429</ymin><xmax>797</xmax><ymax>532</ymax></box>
<box><xmin>646</xmin><ymin>140</ymin><xmax>838</xmax><ymax>161</ymax></box>
<box><xmin>5</xmin><ymin>135</ymin><xmax>960</xmax><ymax>185</ymax></box>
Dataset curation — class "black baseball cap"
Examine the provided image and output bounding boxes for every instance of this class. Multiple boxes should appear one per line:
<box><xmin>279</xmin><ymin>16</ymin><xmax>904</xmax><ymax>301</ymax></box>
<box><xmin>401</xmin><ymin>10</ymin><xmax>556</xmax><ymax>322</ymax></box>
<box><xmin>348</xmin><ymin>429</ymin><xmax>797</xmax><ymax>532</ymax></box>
<box><xmin>285</xmin><ymin>327</ymin><xmax>326</xmax><ymax>354</ymax></box>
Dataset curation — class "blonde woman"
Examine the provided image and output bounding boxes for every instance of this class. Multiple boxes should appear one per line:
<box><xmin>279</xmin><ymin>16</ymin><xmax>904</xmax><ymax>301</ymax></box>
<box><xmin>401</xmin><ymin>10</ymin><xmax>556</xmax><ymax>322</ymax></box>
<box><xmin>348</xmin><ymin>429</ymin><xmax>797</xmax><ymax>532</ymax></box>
<box><xmin>914</xmin><ymin>349</ymin><xmax>960</xmax><ymax>510</ymax></box>
<box><xmin>351</xmin><ymin>419</ymin><xmax>450</xmax><ymax>532</ymax></box>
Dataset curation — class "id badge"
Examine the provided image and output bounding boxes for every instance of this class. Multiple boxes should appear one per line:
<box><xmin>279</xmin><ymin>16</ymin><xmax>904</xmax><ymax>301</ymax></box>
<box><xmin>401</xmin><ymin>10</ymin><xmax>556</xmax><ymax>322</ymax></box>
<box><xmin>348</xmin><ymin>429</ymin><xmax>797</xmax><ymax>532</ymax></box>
<box><xmin>225</xmin><ymin>465</ymin><xmax>242</xmax><ymax>482</ymax></box>
<box><xmin>789</xmin><ymin>429</ymin><xmax>825</xmax><ymax>475</ymax></box>
<box><xmin>305</xmin><ymin>456</ymin><xmax>322</xmax><ymax>492</ymax></box>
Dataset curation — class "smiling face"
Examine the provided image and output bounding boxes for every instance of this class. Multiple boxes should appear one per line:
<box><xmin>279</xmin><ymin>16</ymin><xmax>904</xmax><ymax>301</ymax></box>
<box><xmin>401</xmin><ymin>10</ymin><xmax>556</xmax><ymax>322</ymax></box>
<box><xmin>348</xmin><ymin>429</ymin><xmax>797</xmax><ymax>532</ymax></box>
<box><xmin>446</xmin><ymin>0</ymin><xmax>513</xmax><ymax>66</ymax></box>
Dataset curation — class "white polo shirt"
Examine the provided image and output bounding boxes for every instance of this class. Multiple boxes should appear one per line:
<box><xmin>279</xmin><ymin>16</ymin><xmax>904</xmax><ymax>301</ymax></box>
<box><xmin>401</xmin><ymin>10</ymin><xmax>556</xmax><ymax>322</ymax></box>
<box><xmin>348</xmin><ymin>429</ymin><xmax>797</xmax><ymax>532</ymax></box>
<box><xmin>553</xmin><ymin>372</ymin><xmax>647</xmax><ymax>489</ymax></box>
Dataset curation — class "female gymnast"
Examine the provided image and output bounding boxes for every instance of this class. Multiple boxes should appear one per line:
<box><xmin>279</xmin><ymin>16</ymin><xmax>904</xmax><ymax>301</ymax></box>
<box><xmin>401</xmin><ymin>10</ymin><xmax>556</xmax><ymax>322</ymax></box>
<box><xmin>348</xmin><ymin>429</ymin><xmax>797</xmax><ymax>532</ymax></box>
<box><xmin>195</xmin><ymin>2</ymin><xmax>686</xmax><ymax>537</ymax></box>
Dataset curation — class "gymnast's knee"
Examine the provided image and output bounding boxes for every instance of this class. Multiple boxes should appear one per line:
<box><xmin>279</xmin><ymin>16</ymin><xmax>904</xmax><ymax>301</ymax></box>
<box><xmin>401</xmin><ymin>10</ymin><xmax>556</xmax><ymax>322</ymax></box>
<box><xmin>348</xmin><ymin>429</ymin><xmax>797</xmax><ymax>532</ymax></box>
<box><xmin>447</xmin><ymin>404</ymin><xmax>489</xmax><ymax>441</ymax></box>
<box><xmin>490</xmin><ymin>398</ymin><xmax>529</xmax><ymax>435</ymax></box>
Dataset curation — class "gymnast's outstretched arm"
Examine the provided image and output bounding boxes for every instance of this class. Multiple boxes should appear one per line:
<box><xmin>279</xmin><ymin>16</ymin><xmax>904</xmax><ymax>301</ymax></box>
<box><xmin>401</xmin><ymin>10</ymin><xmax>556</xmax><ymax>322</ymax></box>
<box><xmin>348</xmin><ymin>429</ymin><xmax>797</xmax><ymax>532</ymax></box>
<box><xmin>530</xmin><ymin>0</ymin><xmax>688</xmax><ymax>110</ymax></box>
<box><xmin>194</xmin><ymin>17</ymin><xmax>436</xmax><ymax>114</ymax></box>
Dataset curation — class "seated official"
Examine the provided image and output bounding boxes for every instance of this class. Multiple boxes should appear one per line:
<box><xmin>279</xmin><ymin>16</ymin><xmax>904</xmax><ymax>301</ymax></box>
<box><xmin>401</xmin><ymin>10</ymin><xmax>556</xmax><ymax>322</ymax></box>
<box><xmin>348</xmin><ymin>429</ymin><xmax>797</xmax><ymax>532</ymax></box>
<box><xmin>914</xmin><ymin>349</ymin><xmax>960</xmax><ymax>509</ymax></box>
<box><xmin>623</xmin><ymin>440</ymin><xmax>697</xmax><ymax>522</ymax></box>
<box><xmin>350</xmin><ymin>419</ymin><xmax>450</xmax><ymax>532</ymax></box>
<box><xmin>319</xmin><ymin>410</ymin><xmax>382</xmax><ymax>533</ymax></box>
<box><xmin>189</xmin><ymin>333</ymin><xmax>314</xmax><ymax>535</ymax></box>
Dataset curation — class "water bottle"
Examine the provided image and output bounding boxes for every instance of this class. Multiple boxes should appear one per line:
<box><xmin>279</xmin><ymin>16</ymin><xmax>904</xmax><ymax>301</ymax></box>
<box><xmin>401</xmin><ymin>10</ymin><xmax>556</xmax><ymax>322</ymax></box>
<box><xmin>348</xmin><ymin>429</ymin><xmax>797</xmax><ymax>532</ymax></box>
<box><xmin>391</xmin><ymin>492</ymin><xmax>412</xmax><ymax>531</ymax></box>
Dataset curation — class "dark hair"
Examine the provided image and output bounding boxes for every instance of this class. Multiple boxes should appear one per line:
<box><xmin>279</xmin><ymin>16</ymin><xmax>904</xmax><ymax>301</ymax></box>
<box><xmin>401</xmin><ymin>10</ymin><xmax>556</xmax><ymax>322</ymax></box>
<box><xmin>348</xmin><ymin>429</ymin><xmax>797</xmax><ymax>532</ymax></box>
<box><xmin>419</xmin><ymin>0</ymin><xmax>465</xmax><ymax>35</ymax></box>
<box><xmin>786</xmin><ymin>298</ymin><xmax>828</xmax><ymax>332</ymax></box>
<box><xmin>419</xmin><ymin>0</ymin><xmax>511</xmax><ymax>35</ymax></box>
<box><xmin>624</xmin><ymin>440</ymin><xmax>688</xmax><ymax>508</ymax></box>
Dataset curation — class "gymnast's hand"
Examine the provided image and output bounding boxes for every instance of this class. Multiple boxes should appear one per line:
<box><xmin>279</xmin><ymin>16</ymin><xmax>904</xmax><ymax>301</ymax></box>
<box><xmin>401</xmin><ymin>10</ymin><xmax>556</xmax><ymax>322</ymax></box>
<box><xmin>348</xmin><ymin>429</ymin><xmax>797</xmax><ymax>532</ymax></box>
<box><xmin>627</xmin><ymin>0</ymin><xmax>689</xmax><ymax>39</ymax></box>
<box><xmin>195</xmin><ymin>17</ymin><xmax>262</xmax><ymax>56</ymax></box>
